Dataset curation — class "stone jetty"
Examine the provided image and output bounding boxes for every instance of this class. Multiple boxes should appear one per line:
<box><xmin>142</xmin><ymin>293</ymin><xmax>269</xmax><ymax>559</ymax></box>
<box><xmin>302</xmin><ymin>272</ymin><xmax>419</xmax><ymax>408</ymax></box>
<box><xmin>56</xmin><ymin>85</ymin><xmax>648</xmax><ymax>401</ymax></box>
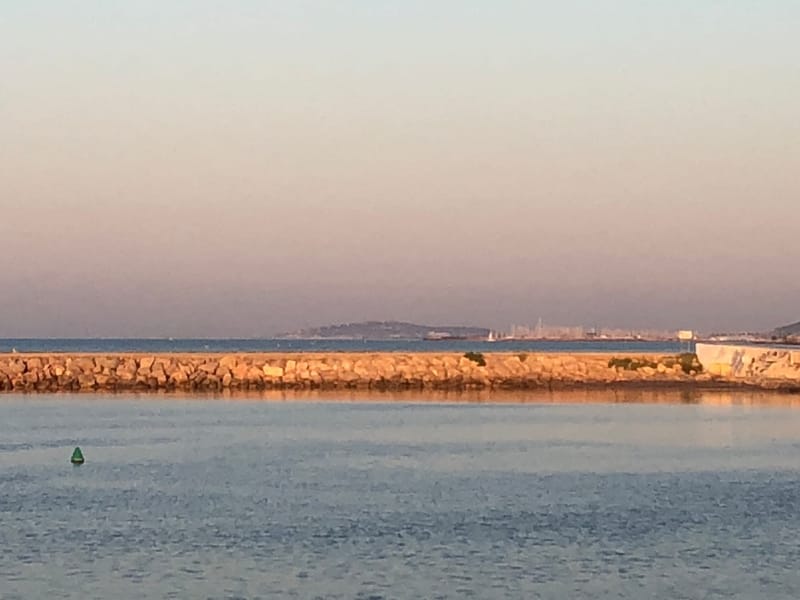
<box><xmin>0</xmin><ymin>348</ymin><xmax>798</xmax><ymax>393</ymax></box>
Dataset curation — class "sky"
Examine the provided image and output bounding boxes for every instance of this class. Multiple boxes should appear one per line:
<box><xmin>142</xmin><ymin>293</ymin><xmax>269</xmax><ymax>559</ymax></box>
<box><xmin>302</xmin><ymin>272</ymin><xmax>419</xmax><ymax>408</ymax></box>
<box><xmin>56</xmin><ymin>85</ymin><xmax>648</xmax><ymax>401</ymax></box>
<box><xmin>1</xmin><ymin>0</ymin><xmax>799</xmax><ymax>337</ymax></box>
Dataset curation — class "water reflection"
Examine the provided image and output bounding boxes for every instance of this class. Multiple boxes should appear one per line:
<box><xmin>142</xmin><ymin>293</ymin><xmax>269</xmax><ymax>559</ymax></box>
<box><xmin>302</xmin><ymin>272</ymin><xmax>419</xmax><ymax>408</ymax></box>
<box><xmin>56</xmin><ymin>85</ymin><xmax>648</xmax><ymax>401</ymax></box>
<box><xmin>5</xmin><ymin>387</ymin><xmax>796</xmax><ymax>407</ymax></box>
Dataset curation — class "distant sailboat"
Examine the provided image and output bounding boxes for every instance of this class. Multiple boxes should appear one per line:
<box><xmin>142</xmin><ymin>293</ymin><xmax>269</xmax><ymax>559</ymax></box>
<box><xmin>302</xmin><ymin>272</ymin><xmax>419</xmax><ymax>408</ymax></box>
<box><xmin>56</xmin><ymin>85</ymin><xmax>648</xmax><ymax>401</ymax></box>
<box><xmin>487</xmin><ymin>331</ymin><xmax>496</xmax><ymax>342</ymax></box>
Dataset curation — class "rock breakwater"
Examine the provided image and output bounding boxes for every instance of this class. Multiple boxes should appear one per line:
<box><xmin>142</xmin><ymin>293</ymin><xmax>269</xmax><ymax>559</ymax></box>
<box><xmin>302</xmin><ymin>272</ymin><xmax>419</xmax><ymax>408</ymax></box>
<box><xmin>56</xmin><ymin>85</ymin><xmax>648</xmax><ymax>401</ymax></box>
<box><xmin>1</xmin><ymin>350</ymin><xmax>796</xmax><ymax>393</ymax></box>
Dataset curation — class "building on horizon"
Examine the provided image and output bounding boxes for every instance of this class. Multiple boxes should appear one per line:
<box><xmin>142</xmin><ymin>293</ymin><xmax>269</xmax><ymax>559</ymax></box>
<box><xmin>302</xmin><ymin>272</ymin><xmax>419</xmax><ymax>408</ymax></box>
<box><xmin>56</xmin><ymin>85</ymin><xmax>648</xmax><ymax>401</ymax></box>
<box><xmin>506</xmin><ymin>322</ymin><xmax>678</xmax><ymax>341</ymax></box>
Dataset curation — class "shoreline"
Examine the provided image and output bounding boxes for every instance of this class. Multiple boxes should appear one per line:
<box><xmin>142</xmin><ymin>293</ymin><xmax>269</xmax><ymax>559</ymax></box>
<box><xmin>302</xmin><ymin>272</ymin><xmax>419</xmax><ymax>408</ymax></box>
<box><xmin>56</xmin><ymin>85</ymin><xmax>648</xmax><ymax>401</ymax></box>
<box><xmin>2</xmin><ymin>351</ymin><xmax>800</xmax><ymax>394</ymax></box>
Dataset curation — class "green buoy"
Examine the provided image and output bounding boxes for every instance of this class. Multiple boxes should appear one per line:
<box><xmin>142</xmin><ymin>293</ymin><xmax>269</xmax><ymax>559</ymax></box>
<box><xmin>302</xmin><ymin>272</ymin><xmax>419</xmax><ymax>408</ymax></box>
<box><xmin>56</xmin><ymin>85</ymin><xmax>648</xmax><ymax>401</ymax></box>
<box><xmin>70</xmin><ymin>447</ymin><xmax>85</xmax><ymax>465</ymax></box>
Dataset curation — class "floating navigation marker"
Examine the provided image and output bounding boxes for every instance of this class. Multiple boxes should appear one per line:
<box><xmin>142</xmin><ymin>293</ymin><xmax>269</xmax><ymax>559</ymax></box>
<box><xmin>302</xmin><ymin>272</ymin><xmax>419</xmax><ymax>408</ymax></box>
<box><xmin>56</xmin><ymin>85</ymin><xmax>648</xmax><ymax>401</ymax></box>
<box><xmin>70</xmin><ymin>447</ymin><xmax>85</xmax><ymax>465</ymax></box>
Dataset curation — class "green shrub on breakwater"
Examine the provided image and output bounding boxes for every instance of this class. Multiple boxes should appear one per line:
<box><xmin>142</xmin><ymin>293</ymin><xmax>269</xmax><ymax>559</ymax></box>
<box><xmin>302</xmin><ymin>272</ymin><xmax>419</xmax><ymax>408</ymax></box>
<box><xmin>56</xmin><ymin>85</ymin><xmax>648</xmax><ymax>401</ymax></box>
<box><xmin>608</xmin><ymin>353</ymin><xmax>702</xmax><ymax>375</ymax></box>
<box><xmin>464</xmin><ymin>352</ymin><xmax>486</xmax><ymax>367</ymax></box>
<box><xmin>678</xmin><ymin>352</ymin><xmax>703</xmax><ymax>374</ymax></box>
<box><xmin>607</xmin><ymin>357</ymin><xmax>657</xmax><ymax>371</ymax></box>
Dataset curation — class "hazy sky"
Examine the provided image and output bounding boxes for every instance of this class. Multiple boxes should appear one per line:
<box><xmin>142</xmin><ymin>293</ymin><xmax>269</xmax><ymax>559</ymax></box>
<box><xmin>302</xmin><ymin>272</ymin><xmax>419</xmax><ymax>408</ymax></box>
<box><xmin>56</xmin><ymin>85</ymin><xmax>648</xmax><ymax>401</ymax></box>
<box><xmin>2</xmin><ymin>1</ymin><xmax>798</xmax><ymax>337</ymax></box>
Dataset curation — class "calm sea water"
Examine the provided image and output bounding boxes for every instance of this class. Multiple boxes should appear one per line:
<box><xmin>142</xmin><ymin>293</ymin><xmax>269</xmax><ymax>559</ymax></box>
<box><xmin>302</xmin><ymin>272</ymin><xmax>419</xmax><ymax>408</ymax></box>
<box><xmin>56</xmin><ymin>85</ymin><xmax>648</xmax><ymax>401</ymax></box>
<box><xmin>2</xmin><ymin>392</ymin><xmax>800</xmax><ymax>599</ymax></box>
<box><xmin>0</xmin><ymin>338</ymin><xmax>686</xmax><ymax>354</ymax></box>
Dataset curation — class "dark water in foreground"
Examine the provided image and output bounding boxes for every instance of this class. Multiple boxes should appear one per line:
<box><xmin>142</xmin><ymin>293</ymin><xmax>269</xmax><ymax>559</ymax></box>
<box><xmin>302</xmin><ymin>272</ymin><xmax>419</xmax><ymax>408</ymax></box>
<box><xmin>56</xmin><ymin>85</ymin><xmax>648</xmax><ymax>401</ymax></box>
<box><xmin>2</xmin><ymin>392</ymin><xmax>800</xmax><ymax>599</ymax></box>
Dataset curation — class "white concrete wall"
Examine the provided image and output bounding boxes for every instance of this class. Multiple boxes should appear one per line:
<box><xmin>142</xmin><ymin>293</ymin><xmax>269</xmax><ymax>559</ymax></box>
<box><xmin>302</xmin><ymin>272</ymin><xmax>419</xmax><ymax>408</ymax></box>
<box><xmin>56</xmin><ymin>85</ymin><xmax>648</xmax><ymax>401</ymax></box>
<box><xmin>695</xmin><ymin>343</ymin><xmax>800</xmax><ymax>380</ymax></box>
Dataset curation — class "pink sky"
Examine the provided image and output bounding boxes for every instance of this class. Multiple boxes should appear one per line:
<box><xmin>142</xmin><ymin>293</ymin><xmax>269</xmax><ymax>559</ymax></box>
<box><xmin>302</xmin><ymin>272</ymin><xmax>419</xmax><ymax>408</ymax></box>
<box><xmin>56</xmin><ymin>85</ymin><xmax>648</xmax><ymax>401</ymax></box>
<box><xmin>1</xmin><ymin>1</ymin><xmax>798</xmax><ymax>336</ymax></box>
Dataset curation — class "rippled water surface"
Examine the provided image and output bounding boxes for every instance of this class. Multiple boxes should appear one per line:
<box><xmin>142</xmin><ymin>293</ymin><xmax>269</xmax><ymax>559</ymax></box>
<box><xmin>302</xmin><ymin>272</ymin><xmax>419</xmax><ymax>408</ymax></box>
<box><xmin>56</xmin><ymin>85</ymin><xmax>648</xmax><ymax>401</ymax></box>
<box><xmin>2</xmin><ymin>392</ymin><xmax>800</xmax><ymax>599</ymax></box>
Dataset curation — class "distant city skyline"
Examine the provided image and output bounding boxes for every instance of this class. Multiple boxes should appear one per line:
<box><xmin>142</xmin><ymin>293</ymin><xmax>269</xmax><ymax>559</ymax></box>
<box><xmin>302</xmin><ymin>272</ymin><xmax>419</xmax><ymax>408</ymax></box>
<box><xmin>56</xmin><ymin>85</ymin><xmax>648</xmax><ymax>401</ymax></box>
<box><xmin>2</xmin><ymin>1</ymin><xmax>798</xmax><ymax>337</ymax></box>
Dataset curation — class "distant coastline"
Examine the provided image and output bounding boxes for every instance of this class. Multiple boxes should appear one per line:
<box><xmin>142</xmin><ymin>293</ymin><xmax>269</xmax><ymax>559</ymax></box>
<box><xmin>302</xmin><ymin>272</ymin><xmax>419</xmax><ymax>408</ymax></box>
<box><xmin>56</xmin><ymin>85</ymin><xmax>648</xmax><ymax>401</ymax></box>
<box><xmin>5</xmin><ymin>319</ymin><xmax>797</xmax><ymax>352</ymax></box>
<box><xmin>0</xmin><ymin>338</ymin><xmax>687</xmax><ymax>355</ymax></box>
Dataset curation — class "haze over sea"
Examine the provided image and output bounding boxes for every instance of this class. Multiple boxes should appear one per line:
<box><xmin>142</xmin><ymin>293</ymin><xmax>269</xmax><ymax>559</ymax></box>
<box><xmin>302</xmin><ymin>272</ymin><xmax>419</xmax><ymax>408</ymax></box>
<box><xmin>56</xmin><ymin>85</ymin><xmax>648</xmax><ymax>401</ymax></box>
<box><xmin>3</xmin><ymin>1</ymin><xmax>799</xmax><ymax>336</ymax></box>
<box><xmin>3</xmin><ymin>392</ymin><xmax>800</xmax><ymax>599</ymax></box>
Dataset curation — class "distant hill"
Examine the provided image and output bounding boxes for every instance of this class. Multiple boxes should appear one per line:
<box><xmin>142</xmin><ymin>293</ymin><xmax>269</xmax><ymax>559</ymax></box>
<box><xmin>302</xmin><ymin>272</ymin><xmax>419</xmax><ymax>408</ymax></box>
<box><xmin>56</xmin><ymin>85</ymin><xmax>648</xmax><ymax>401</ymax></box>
<box><xmin>773</xmin><ymin>320</ymin><xmax>800</xmax><ymax>339</ymax></box>
<box><xmin>279</xmin><ymin>320</ymin><xmax>490</xmax><ymax>340</ymax></box>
